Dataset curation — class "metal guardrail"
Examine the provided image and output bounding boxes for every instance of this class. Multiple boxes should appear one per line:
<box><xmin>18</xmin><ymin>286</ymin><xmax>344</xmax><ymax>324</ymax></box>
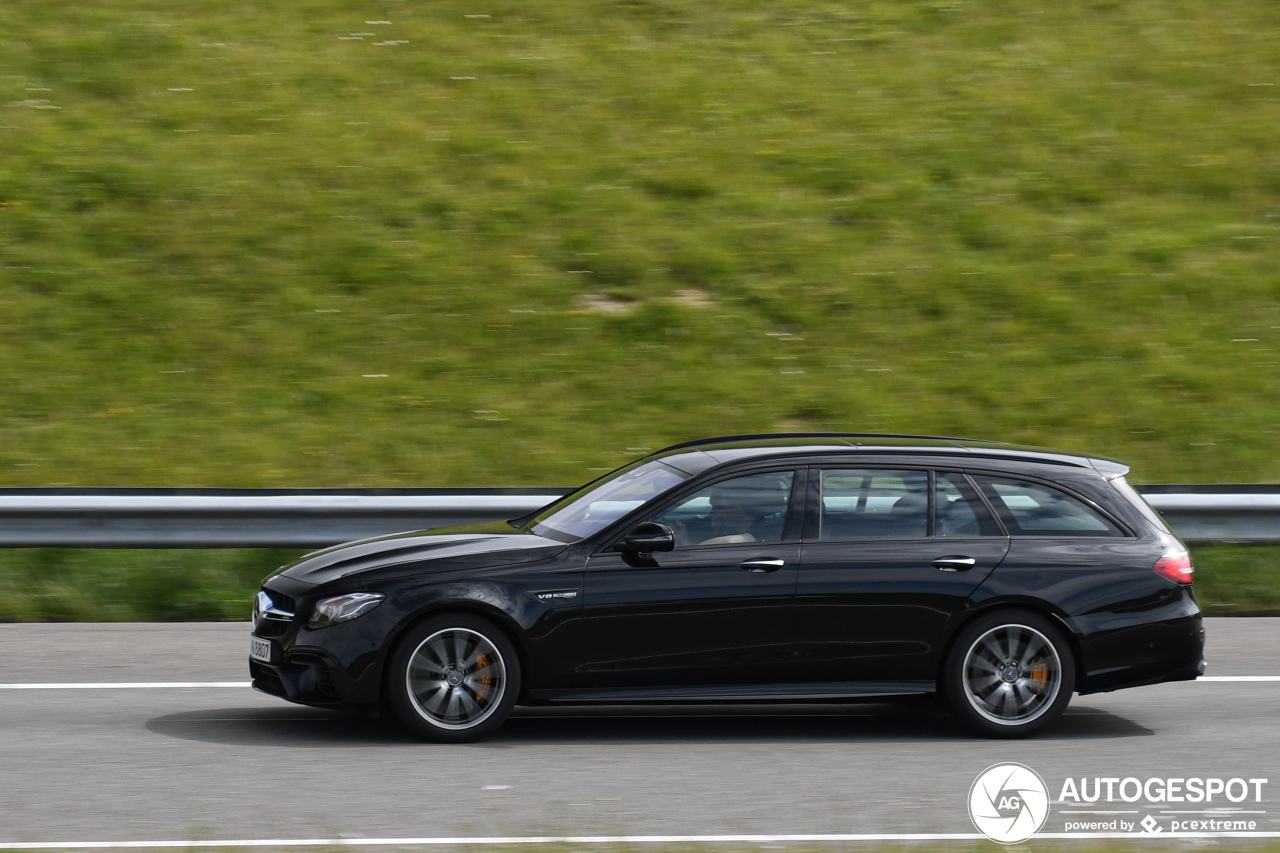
<box><xmin>1133</xmin><ymin>485</ymin><xmax>1280</xmax><ymax>545</ymax></box>
<box><xmin>0</xmin><ymin>486</ymin><xmax>1275</xmax><ymax>548</ymax></box>
<box><xmin>0</xmin><ymin>489</ymin><xmax>572</xmax><ymax>548</ymax></box>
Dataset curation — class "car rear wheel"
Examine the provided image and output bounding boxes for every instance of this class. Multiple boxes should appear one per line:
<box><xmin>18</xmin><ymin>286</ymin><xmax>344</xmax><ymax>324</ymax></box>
<box><xmin>387</xmin><ymin>614</ymin><xmax>520</xmax><ymax>742</ymax></box>
<box><xmin>943</xmin><ymin>610</ymin><xmax>1075</xmax><ymax>738</ymax></box>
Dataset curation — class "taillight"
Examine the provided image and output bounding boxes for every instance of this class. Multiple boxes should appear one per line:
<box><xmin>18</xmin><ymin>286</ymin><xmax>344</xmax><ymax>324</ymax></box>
<box><xmin>1154</xmin><ymin>552</ymin><xmax>1194</xmax><ymax>585</ymax></box>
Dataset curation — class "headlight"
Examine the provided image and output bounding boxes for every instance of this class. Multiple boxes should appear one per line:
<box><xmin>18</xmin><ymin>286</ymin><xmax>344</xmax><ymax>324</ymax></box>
<box><xmin>309</xmin><ymin>592</ymin><xmax>384</xmax><ymax>629</ymax></box>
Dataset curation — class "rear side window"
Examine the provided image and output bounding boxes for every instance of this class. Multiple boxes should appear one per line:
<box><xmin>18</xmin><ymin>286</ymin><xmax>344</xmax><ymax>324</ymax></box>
<box><xmin>973</xmin><ymin>476</ymin><xmax>1123</xmax><ymax>537</ymax></box>
<box><xmin>820</xmin><ymin>470</ymin><xmax>928</xmax><ymax>539</ymax></box>
<box><xmin>1109</xmin><ymin>477</ymin><xmax>1174</xmax><ymax>534</ymax></box>
<box><xmin>936</xmin><ymin>473</ymin><xmax>1002</xmax><ymax>537</ymax></box>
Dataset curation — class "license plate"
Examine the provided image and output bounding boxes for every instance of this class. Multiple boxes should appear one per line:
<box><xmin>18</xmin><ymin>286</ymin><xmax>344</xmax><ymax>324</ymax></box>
<box><xmin>250</xmin><ymin>636</ymin><xmax>275</xmax><ymax>664</ymax></box>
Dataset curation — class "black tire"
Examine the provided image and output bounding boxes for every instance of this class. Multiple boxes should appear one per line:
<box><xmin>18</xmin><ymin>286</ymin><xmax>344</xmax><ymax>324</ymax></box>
<box><xmin>943</xmin><ymin>609</ymin><xmax>1076</xmax><ymax>738</ymax></box>
<box><xmin>386</xmin><ymin>613</ymin><xmax>521</xmax><ymax>743</ymax></box>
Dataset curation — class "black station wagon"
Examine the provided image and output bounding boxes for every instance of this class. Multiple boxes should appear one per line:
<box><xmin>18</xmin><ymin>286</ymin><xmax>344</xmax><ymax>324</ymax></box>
<box><xmin>250</xmin><ymin>434</ymin><xmax>1205</xmax><ymax>740</ymax></box>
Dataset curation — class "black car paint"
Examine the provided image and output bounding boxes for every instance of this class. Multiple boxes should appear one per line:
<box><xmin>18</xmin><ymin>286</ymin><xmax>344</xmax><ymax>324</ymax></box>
<box><xmin>251</xmin><ymin>441</ymin><xmax>1204</xmax><ymax>714</ymax></box>
<box><xmin>565</xmin><ymin>540</ymin><xmax>803</xmax><ymax>692</ymax></box>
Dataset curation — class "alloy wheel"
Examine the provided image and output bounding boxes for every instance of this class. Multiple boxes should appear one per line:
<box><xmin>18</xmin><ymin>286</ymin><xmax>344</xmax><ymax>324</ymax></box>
<box><xmin>405</xmin><ymin>627</ymin><xmax>507</xmax><ymax>731</ymax></box>
<box><xmin>961</xmin><ymin>623</ymin><xmax>1062</xmax><ymax>726</ymax></box>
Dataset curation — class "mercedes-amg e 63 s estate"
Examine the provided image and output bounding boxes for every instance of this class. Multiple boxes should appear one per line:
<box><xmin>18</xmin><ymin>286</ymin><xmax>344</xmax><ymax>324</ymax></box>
<box><xmin>250</xmin><ymin>434</ymin><xmax>1204</xmax><ymax>740</ymax></box>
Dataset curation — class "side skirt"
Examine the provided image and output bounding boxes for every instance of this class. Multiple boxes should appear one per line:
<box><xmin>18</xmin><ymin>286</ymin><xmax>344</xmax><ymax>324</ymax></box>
<box><xmin>527</xmin><ymin>681</ymin><xmax>935</xmax><ymax>704</ymax></box>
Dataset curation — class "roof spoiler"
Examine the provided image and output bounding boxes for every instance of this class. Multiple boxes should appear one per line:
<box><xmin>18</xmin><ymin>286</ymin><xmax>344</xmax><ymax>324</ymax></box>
<box><xmin>1089</xmin><ymin>457</ymin><xmax>1131</xmax><ymax>480</ymax></box>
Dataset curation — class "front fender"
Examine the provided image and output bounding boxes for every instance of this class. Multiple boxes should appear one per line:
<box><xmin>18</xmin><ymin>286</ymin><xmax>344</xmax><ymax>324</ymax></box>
<box><xmin>376</xmin><ymin>566</ymin><xmax>585</xmax><ymax>703</ymax></box>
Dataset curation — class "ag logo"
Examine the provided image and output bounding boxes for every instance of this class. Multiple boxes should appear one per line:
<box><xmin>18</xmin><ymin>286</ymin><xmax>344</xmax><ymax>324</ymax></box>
<box><xmin>969</xmin><ymin>763</ymin><xmax>1051</xmax><ymax>844</ymax></box>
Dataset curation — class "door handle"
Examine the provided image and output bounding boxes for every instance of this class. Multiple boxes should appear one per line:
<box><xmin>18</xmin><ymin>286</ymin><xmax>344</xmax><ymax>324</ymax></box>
<box><xmin>933</xmin><ymin>556</ymin><xmax>976</xmax><ymax>572</ymax></box>
<box><xmin>740</xmin><ymin>558</ymin><xmax>785</xmax><ymax>573</ymax></box>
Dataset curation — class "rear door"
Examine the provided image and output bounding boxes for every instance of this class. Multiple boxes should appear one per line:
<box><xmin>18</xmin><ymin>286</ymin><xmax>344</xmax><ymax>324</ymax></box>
<box><xmin>793</xmin><ymin>468</ymin><xmax>1010</xmax><ymax>685</ymax></box>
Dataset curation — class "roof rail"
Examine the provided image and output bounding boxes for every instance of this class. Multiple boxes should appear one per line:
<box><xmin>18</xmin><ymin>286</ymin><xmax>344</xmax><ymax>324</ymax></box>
<box><xmin>652</xmin><ymin>432</ymin><xmax>1001</xmax><ymax>455</ymax></box>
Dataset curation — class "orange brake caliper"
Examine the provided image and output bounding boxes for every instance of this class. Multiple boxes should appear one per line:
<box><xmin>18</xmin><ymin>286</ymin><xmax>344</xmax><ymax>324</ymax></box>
<box><xmin>474</xmin><ymin>654</ymin><xmax>492</xmax><ymax>704</ymax></box>
<box><xmin>1027</xmin><ymin>659</ymin><xmax>1049</xmax><ymax>694</ymax></box>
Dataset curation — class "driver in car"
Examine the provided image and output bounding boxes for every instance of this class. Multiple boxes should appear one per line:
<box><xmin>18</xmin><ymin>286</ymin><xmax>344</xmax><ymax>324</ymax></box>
<box><xmin>699</xmin><ymin>485</ymin><xmax>758</xmax><ymax>545</ymax></box>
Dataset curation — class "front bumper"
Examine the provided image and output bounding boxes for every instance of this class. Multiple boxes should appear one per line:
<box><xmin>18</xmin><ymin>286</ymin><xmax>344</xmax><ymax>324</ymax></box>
<box><xmin>250</xmin><ymin>653</ymin><xmax>345</xmax><ymax>705</ymax></box>
<box><xmin>250</xmin><ymin>610</ymin><xmax>395</xmax><ymax>710</ymax></box>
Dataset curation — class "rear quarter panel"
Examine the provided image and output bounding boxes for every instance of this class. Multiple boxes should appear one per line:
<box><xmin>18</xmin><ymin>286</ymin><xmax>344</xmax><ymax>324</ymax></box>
<box><xmin>968</xmin><ymin>537</ymin><xmax>1201</xmax><ymax>693</ymax></box>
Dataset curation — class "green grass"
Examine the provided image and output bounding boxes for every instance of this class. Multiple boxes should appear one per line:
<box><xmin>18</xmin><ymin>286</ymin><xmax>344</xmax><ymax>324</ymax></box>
<box><xmin>1193</xmin><ymin>545</ymin><xmax>1280</xmax><ymax>615</ymax></box>
<box><xmin>0</xmin><ymin>544</ymin><xmax>1274</xmax><ymax>622</ymax></box>
<box><xmin>0</xmin><ymin>548</ymin><xmax>298</xmax><ymax>621</ymax></box>
<box><xmin>0</xmin><ymin>0</ymin><xmax>1279</xmax><ymax>488</ymax></box>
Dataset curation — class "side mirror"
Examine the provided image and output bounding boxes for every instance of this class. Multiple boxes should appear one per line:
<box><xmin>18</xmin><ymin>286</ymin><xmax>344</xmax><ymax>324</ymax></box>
<box><xmin>618</xmin><ymin>522</ymin><xmax>675</xmax><ymax>554</ymax></box>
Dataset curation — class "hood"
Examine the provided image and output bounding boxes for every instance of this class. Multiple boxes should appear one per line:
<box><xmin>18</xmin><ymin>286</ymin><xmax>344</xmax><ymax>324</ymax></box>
<box><xmin>270</xmin><ymin>523</ymin><xmax>567</xmax><ymax>586</ymax></box>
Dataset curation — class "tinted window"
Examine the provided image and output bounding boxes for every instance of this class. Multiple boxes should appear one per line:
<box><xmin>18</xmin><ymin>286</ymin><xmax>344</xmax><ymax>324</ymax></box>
<box><xmin>1110</xmin><ymin>477</ymin><xmax>1173</xmax><ymax>534</ymax></box>
<box><xmin>651</xmin><ymin>471</ymin><xmax>795</xmax><ymax>548</ymax></box>
<box><xmin>820</xmin><ymin>470</ymin><xmax>928</xmax><ymax>539</ymax></box>
<box><xmin>974</xmin><ymin>476</ymin><xmax>1123</xmax><ymax>537</ymax></box>
<box><xmin>936</xmin><ymin>474</ymin><xmax>987</xmax><ymax>537</ymax></box>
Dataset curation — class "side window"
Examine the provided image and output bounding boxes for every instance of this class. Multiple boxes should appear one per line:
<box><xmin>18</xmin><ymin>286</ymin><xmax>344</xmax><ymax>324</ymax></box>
<box><xmin>935</xmin><ymin>473</ymin><xmax>1000</xmax><ymax>537</ymax></box>
<box><xmin>820</xmin><ymin>470</ymin><xmax>927</xmax><ymax>540</ymax></box>
<box><xmin>650</xmin><ymin>471</ymin><xmax>795</xmax><ymax>548</ymax></box>
<box><xmin>973</xmin><ymin>476</ymin><xmax>1123</xmax><ymax>537</ymax></box>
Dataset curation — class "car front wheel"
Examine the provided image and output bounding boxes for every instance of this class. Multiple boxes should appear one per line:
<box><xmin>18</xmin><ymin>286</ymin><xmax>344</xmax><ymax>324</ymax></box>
<box><xmin>943</xmin><ymin>610</ymin><xmax>1076</xmax><ymax>738</ymax></box>
<box><xmin>387</xmin><ymin>614</ymin><xmax>520</xmax><ymax>742</ymax></box>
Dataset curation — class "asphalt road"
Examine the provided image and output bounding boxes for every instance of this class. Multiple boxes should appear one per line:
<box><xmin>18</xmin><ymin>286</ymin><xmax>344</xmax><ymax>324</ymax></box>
<box><xmin>0</xmin><ymin>619</ymin><xmax>1277</xmax><ymax>844</ymax></box>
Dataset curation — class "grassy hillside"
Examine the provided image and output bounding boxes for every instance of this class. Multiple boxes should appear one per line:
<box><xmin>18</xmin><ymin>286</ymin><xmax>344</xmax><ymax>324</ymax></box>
<box><xmin>1</xmin><ymin>0</ymin><xmax>1279</xmax><ymax>488</ymax></box>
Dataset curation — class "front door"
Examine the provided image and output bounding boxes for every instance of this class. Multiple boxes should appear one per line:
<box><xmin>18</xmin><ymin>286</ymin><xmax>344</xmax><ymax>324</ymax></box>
<box><xmin>563</xmin><ymin>469</ymin><xmax>804</xmax><ymax>695</ymax></box>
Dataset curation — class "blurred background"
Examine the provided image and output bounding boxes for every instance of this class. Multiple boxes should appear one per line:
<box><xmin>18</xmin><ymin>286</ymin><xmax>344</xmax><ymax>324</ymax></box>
<box><xmin>1</xmin><ymin>0</ymin><xmax>1278</xmax><ymax>619</ymax></box>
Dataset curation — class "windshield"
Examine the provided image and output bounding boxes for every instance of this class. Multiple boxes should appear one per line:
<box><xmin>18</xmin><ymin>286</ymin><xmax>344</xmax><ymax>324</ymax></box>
<box><xmin>529</xmin><ymin>459</ymin><xmax>690</xmax><ymax>541</ymax></box>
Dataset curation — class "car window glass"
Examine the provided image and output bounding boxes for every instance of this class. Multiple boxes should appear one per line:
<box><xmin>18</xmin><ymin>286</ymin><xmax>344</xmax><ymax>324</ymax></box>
<box><xmin>974</xmin><ymin>476</ymin><xmax>1122</xmax><ymax>537</ymax></box>
<box><xmin>650</xmin><ymin>471</ymin><xmax>795</xmax><ymax>548</ymax></box>
<box><xmin>1110</xmin><ymin>476</ymin><xmax>1174</xmax><ymax>534</ymax></box>
<box><xmin>935</xmin><ymin>474</ymin><xmax>983</xmax><ymax>537</ymax></box>
<box><xmin>530</xmin><ymin>460</ymin><xmax>690</xmax><ymax>541</ymax></box>
<box><xmin>820</xmin><ymin>469</ymin><xmax>927</xmax><ymax>539</ymax></box>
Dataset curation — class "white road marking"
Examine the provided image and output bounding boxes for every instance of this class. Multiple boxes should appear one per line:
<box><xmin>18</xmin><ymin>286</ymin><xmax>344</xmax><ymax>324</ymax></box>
<box><xmin>0</xmin><ymin>677</ymin><xmax>1276</xmax><ymax>689</ymax></box>
<box><xmin>0</xmin><ymin>682</ymin><xmax>251</xmax><ymax>689</ymax></box>
<box><xmin>3</xmin><ymin>833</ymin><xmax>1280</xmax><ymax>849</ymax></box>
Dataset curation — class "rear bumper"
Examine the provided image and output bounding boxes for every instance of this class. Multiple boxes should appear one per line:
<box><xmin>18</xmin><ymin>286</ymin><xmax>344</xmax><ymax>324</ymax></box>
<box><xmin>1071</xmin><ymin>595</ymin><xmax>1205</xmax><ymax>695</ymax></box>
